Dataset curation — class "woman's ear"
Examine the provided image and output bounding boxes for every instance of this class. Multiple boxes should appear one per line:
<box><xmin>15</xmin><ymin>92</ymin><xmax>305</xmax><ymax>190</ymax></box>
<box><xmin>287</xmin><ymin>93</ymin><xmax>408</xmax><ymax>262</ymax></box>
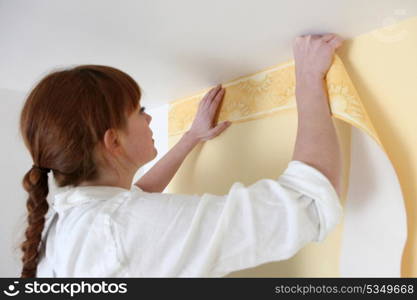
<box><xmin>103</xmin><ymin>128</ymin><xmax>123</xmax><ymax>154</ymax></box>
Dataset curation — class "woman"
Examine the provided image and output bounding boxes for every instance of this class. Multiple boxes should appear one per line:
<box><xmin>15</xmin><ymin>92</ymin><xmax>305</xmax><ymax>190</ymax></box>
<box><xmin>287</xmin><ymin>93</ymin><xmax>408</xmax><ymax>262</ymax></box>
<box><xmin>20</xmin><ymin>33</ymin><xmax>343</xmax><ymax>277</ymax></box>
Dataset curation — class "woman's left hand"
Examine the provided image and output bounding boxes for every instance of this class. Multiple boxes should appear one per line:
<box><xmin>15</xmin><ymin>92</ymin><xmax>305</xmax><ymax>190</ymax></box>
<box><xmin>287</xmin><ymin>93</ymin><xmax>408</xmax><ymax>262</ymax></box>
<box><xmin>187</xmin><ymin>84</ymin><xmax>232</xmax><ymax>142</ymax></box>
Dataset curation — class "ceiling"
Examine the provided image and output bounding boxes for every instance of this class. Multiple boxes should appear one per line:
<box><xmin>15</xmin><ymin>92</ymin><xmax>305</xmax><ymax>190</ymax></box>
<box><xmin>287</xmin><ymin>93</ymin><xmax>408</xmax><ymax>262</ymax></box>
<box><xmin>1</xmin><ymin>0</ymin><xmax>416</xmax><ymax>109</ymax></box>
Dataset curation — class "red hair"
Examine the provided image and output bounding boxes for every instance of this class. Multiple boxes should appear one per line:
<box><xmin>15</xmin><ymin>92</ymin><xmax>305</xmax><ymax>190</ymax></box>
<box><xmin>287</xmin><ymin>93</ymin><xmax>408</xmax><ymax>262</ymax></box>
<box><xmin>19</xmin><ymin>65</ymin><xmax>141</xmax><ymax>277</ymax></box>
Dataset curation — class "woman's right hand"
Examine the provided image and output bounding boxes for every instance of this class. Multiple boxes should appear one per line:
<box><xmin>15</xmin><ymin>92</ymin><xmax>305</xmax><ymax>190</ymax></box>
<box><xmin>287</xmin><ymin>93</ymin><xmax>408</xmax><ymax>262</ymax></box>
<box><xmin>292</xmin><ymin>33</ymin><xmax>344</xmax><ymax>80</ymax></box>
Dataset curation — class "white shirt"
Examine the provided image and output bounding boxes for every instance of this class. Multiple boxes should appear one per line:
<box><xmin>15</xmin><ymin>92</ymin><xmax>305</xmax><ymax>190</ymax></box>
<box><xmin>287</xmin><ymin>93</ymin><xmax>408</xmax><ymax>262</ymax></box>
<box><xmin>37</xmin><ymin>160</ymin><xmax>343</xmax><ymax>277</ymax></box>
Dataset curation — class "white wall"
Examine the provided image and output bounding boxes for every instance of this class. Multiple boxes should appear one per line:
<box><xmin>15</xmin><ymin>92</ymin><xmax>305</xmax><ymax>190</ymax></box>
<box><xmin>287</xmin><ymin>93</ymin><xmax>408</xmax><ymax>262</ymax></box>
<box><xmin>133</xmin><ymin>105</ymin><xmax>169</xmax><ymax>183</ymax></box>
<box><xmin>0</xmin><ymin>89</ymin><xmax>32</xmax><ymax>277</ymax></box>
<box><xmin>0</xmin><ymin>88</ymin><xmax>168</xmax><ymax>276</ymax></box>
<box><xmin>2</xmin><ymin>0</ymin><xmax>416</xmax><ymax>109</ymax></box>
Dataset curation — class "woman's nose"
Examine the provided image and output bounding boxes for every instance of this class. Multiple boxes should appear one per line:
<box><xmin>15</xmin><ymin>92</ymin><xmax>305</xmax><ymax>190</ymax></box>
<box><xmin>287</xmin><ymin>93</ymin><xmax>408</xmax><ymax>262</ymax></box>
<box><xmin>147</xmin><ymin>113</ymin><xmax>152</xmax><ymax>123</ymax></box>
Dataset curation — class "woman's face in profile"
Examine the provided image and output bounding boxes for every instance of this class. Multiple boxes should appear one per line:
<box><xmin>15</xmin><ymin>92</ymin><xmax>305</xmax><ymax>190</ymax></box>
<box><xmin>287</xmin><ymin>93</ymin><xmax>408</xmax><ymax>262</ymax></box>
<box><xmin>120</xmin><ymin>105</ymin><xmax>157</xmax><ymax>167</ymax></box>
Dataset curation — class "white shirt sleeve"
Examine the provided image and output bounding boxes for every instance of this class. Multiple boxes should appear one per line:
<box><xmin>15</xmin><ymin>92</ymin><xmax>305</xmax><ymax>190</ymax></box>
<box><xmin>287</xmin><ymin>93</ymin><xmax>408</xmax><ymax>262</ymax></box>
<box><xmin>111</xmin><ymin>160</ymin><xmax>343</xmax><ymax>277</ymax></box>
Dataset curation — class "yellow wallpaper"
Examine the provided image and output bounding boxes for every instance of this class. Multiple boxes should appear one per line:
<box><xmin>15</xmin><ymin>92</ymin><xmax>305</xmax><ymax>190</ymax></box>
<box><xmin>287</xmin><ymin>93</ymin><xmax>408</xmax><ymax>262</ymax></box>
<box><xmin>168</xmin><ymin>55</ymin><xmax>381</xmax><ymax>148</ymax></box>
<box><xmin>168</xmin><ymin>106</ymin><xmax>351</xmax><ymax>278</ymax></box>
<box><xmin>335</xmin><ymin>15</ymin><xmax>417</xmax><ymax>277</ymax></box>
<box><xmin>166</xmin><ymin>16</ymin><xmax>416</xmax><ymax>277</ymax></box>
<box><xmin>167</xmin><ymin>55</ymin><xmax>382</xmax><ymax>277</ymax></box>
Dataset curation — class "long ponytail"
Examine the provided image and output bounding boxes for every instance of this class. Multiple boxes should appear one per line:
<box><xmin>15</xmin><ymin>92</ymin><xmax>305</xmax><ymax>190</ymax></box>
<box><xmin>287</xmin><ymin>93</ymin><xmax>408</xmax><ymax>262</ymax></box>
<box><xmin>20</xmin><ymin>167</ymin><xmax>50</xmax><ymax>278</ymax></box>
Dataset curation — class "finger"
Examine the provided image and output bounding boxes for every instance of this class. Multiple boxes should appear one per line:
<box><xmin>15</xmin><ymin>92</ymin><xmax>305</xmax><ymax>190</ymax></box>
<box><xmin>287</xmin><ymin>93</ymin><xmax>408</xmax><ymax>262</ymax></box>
<box><xmin>208</xmin><ymin>88</ymin><xmax>226</xmax><ymax>119</ymax></box>
<box><xmin>203</xmin><ymin>84</ymin><xmax>222</xmax><ymax>102</ymax></box>
<box><xmin>208</xmin><ymin>121</ymin><xmax>231</xmax><ymax>139</ymax></box>
<box><xmin>311</xmin><ymin>34</ymin><xmax>323</xmax><ymax>39</ymax></box>
<box><xmin>328</xmin><ymin>35</ymin><xmax>344</xmax><ymax>49</ymax></box>
<box><xmin>199</xmin><ymin>84</ymin><xmax>219</xmax><ymax>108</ymax></box>
<box><xmin>321</xmin><ymin>34</ymin><xmax>335</xmax><ymax>42</ymax></box>
<box><xmin>323</xmin><ymin>34</ymin><xmax>343</xmax><ymax>44</ymax></box>
<box><xmin>211</xmin><ymin>87</ymin><xmax>225</xmax><ymax>105</ymax></box>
